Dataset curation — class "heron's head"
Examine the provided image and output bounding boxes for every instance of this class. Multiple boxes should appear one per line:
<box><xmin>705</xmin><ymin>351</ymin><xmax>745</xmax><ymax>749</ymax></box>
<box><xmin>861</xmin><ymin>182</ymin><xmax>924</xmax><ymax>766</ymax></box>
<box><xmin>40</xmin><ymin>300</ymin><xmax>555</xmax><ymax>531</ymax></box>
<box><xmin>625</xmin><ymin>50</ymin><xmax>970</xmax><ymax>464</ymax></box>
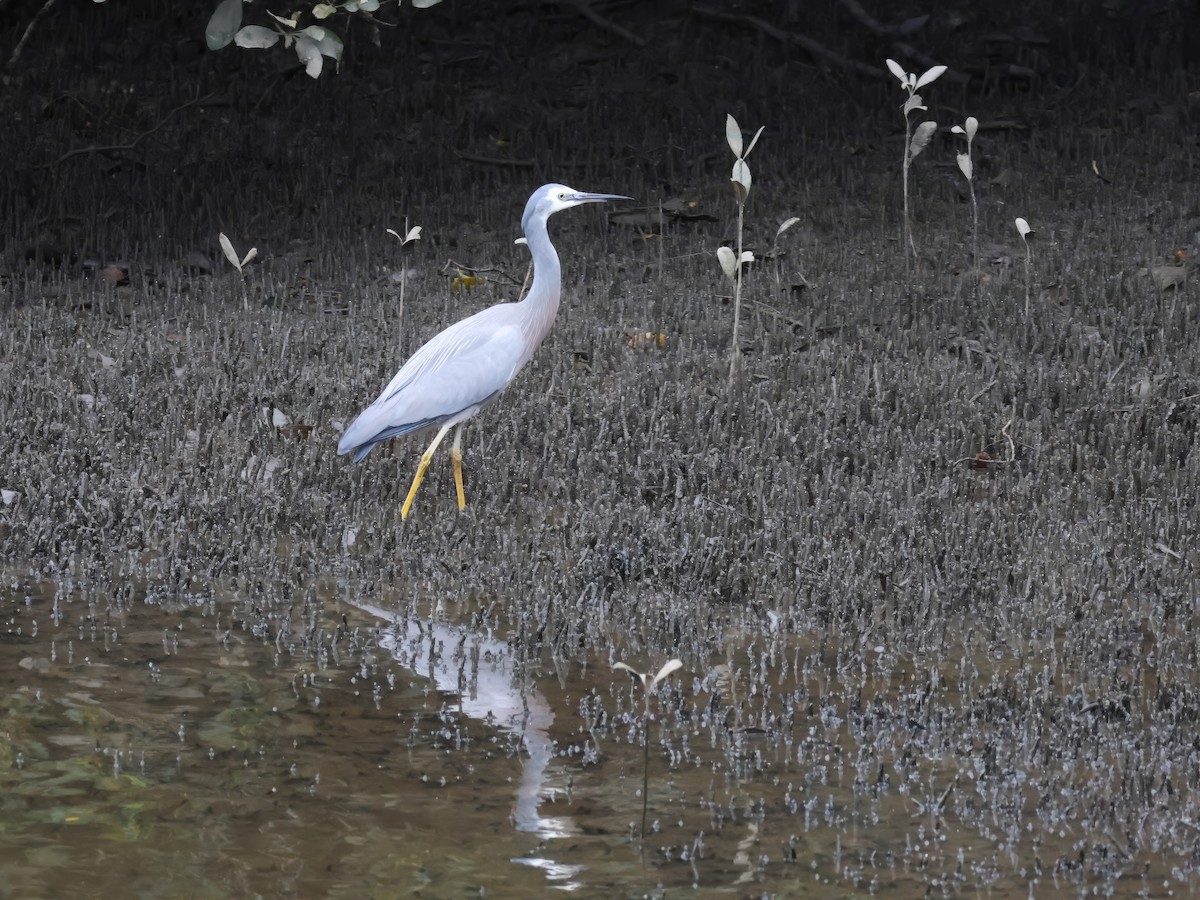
<box><xmin>521</xmin><ymin>183</ymin><xmax>630</xmax><ymax>234</ymax></box>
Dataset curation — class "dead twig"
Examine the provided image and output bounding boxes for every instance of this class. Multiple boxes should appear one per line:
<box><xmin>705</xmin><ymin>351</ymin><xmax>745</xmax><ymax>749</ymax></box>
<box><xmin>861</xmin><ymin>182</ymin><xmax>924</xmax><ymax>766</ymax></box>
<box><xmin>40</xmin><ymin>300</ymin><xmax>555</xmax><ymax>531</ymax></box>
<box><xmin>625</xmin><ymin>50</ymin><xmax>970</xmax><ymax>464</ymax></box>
<box><xmin>691</xmin><ymin>5</ymin><xmax>885</xmax><ymax>80</ymax></box>
<box><xmin>749</xmin><ymin>300</ymin><xmax>806</xmax><ymax>331</ymax></box>
<box><xmin>836</xmin><ymin>0</ymin><xmax>969</xmax><ymax>85</ymax></box>
<box><xmin>968</xmin><ymin>377</ymin><xmax>997</xmax><ymax>404</ymax></box>
<box><xmin>46</xmin><ymin>90</ymin><xmax>216</xmax><ymax>167</ymax></box>
<box><xmin>451</xmin><ymin>149</ymin><xmax>537</xmax><ymax>168</ymax></box>
<box><xmin>956</xmin><ymin>417</ymin><xmax>1018</xmax><ymax>469</ymax></box>
<box><xmin>438</xmin><ymin>259</ymin><xmax>525</xmax><ymax>289</ymax></box>
<box><xmin>546</xmin><ymin>0</ymin><xmax>645</xmax><ymax>47</ymax></box>
<box><xmin>1001</xmin><ymin>417</ymin><xmax>1016</xmax><ymax>463</ymax></box>
<box><xmin>835</xmin><ymin>0</ymin><xmax>891</xmax><ymax>33</ymax></box>
<box><xmin>1111</xmin><ymin>391</ymin><xmax>1200</xmax><ymax>415</ymax></box>
<box><xmin>697</xmin><ymin>494</ymin><xmax>758</xmax><ymax>524</ymax></box>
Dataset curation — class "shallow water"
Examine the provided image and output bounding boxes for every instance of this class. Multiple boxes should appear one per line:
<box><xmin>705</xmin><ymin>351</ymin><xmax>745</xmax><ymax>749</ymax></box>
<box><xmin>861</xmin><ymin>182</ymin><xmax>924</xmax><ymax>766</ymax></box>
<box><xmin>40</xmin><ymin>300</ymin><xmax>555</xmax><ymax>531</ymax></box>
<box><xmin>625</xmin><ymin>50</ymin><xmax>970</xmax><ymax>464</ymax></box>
<box><xmin>2</xmin><ymin>577</ymin><xmax>1193</xmax><ymax>899</ymax></box>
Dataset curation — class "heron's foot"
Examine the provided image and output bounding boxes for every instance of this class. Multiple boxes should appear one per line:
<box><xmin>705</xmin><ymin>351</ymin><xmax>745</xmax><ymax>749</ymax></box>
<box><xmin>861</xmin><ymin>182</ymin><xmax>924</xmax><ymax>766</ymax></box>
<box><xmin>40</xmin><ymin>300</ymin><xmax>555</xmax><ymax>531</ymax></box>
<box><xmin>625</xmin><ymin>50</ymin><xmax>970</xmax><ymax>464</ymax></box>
<box><xmin>451</xmin><ymin>446</ymin><xmax>466</xmax><ymax>510</ymax></box>
<box><xmin>401</xmin><ymin>454</ymin><xmax>433</xmax><ymax>520</ymax></box>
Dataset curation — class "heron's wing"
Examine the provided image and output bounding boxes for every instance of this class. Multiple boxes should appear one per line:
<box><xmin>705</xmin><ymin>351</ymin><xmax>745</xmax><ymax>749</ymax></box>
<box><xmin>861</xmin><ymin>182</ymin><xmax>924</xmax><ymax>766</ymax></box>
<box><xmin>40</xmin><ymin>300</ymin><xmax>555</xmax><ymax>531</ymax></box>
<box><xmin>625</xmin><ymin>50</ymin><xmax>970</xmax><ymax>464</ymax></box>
<box><xmin>379</xmin><ymin>305</ymin><xmax>524</xmax><ymax>409</ymax></box>
<box><xmin>338</xmin><ymin>305</ymin><xmax>525</xmax><ymax>457</ymax></box>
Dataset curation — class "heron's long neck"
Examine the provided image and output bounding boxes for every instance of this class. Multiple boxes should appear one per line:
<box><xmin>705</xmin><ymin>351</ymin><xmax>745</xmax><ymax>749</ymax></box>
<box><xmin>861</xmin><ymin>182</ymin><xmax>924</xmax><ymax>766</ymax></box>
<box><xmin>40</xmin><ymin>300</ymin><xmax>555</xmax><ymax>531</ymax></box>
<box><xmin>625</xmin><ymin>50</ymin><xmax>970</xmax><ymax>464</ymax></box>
<box><xmin>518</xmin><ymin>216</ymin><xmax>562</xmax><ymax>361</ymax></box>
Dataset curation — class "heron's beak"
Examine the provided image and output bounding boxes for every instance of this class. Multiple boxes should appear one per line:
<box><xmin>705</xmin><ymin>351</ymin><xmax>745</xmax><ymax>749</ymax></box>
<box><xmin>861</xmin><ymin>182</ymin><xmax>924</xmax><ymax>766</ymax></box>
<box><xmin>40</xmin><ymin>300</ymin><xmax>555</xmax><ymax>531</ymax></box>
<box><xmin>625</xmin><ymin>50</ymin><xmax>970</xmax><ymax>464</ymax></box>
<box><xmin>566</xmin><ymin>191</ymin><xmax>632</xmax><ymax>205</ymax></box>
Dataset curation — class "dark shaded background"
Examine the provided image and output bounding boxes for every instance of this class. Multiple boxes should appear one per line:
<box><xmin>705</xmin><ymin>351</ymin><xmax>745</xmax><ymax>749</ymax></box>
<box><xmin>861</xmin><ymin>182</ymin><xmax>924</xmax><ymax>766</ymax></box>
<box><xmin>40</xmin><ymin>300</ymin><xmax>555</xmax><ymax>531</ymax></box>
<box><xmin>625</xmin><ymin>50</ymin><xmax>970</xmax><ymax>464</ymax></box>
<box><xmin>2</xmin><ymin>0</ymin><xmax>1197</xmax><ymax>266</ymax></box>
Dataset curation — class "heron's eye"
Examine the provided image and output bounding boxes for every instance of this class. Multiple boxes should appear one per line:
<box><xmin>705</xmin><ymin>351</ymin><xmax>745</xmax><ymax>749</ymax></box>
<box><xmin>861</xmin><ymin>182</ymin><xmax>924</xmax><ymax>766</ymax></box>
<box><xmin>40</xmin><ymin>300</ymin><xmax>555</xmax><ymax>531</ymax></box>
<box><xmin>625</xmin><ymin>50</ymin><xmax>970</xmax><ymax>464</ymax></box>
<box><xmin>557</xmin><ymin>191</ymin><xmax>568</xmax><ymax>200</ymax></box>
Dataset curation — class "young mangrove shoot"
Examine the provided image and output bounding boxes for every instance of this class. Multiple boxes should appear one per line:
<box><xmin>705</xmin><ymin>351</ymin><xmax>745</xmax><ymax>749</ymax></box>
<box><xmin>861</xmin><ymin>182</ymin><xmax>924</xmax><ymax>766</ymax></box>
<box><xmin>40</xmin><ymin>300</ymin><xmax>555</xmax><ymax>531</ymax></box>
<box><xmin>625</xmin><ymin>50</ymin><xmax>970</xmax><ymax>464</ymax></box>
<box><xmin>951</xmin><ymin>116</ymin><xmax>980</xmax><ymax>300</ymax></box>
<box><xmin>885</xmin><ymin>59</ymin><xmax>946</xmax><ymax>269</ymax></box>
<box><xmin>386</xmin><ymin>221</ymin><xmax>422</xmax><ymax>349</ymax></box>
<box><xmin>1015</xmin><ymin>217</ymin><xmax>1033</xmax><ymax>318</ymax></box>
<box><xmin>218</xmin><ymin>232</ymin><xmax>257</xmax><ymax>276</ymax></box>
<box><xmin>719</xmin><ymin>114</ymin><xmax>761</xmax><ymax>385</ymax></box>
<box><xmin>614</xmin><ymin>658</ymin><xmax>683</xmax><ymax>841</ymax></box>
<box><xmin>767</xmin><ymin>216</ymin><xmax>803</xmax><ymax>291</ymax></box>
<box><xmin>218</xmin><ymin>232</ymin><xmax>258</xmax><ymax>311</ymax></box>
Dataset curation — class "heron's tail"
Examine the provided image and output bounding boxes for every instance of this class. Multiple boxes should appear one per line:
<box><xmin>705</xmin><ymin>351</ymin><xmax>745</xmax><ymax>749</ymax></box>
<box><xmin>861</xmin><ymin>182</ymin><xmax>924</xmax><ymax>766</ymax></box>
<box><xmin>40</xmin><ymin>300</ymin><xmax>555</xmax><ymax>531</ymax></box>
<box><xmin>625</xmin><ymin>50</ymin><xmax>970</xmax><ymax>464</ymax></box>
<box><xmin>337</xmin><ymin>412</ymin><xmax>435</xmax><ymax>462</ymax></box>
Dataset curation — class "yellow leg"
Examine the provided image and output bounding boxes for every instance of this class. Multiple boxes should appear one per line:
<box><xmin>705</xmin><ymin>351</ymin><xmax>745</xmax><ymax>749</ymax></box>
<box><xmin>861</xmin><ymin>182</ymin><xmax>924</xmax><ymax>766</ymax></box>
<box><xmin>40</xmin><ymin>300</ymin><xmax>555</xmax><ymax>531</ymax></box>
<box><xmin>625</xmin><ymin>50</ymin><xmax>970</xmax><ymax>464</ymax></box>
<box><xmin>400</xmin><ymin>456</ymin><xmax>431</xmax><ymax>520</ymax></box>
<box><xmin>400</xmin><ymin>422</ymin><xmax>455</xmax><ymax>520</ymax></box>
<box><xmin>451</xmin><ymin>426</ymin><xmax>466</xmax><ymax>510</ymax></box>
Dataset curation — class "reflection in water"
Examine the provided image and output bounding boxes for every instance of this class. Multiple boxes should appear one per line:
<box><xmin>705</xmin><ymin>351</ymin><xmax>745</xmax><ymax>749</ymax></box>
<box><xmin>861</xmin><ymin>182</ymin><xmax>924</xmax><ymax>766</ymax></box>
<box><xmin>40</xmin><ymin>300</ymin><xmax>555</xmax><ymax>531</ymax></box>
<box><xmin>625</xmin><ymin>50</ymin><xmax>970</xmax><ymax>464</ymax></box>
<box><xmin>348</xmin><ymin>600</ymin><xmax>579</xmax><ymax>854</ymax></box>
<box><xmin>4</xmin><ymin>577</ymin><xmax>1193</xmax><ymax>896</ymax></box>
<box><xmin>510</xmin><ymin>856</ymin><xmax>587</xmax><ymax>892</ymax></box>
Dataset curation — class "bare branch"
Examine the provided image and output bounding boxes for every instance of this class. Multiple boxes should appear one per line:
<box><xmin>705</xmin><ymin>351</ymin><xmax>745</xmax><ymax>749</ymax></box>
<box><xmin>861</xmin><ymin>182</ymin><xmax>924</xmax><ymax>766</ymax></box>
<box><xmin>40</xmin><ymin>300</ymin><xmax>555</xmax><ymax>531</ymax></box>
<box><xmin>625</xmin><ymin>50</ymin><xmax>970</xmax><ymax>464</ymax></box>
<box><xmin>692</xmin><ymin>6</ymin><xmax>886</xmax><ymax>80</ymax></box>
<box><xmin>5</xmin><ymin>0</ymin><xmax>59</xmax><ymax>75</ymax></box>
<box><xmin>546</xmin><ymin>0</ymin><xmax>645</xmax><ymax>47</ymax></box>
<box><xmin>836</xmin><ymin>0</ymin><xmax>969</xmax><ymax>84</ymax></box>
<box><xmin>47</xmin><ymin>91</ymin><xmax>216</xmax><ymax>167</ymax></box>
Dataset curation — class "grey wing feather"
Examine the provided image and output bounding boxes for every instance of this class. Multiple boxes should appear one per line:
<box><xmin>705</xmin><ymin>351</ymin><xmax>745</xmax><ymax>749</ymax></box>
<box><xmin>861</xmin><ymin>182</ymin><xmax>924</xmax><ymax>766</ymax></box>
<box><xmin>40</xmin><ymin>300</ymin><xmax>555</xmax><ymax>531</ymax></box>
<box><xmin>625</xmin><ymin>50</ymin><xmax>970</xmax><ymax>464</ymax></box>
<box><xmin>338</xmin><ymin>305</ymin><xmax>525</xmax><ymax>458</ymax></box>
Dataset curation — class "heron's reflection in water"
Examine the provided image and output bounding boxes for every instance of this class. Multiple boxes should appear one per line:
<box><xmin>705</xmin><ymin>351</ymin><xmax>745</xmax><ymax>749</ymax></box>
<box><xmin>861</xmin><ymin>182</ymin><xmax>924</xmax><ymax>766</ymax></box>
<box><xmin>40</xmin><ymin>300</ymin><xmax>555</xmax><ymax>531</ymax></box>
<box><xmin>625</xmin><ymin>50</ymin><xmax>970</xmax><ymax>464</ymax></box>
<box><xmin>351</xmin><ymin>601</ymin><xmax>578</xmax><ymax>842</ymax></box>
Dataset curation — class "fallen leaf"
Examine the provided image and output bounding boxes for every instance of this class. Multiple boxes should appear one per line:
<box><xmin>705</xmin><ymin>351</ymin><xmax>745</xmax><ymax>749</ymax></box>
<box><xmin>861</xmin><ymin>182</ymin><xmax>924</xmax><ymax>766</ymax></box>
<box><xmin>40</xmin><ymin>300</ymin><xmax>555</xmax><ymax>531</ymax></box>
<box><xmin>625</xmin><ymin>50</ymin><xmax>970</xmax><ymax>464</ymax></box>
<box><xmin>451</xmin><ymin>272</ymin><xmax>485</xmax><ymax>291</ymax></box>
<box><xmin>279</xmin><ymin>423</ymin><xmax>314</xmax><ymax>441</ymax></box>
<box><xmin>625</xmin><ymin>329</ymin><xmax>667</xmax><ymax>350</ymax></box>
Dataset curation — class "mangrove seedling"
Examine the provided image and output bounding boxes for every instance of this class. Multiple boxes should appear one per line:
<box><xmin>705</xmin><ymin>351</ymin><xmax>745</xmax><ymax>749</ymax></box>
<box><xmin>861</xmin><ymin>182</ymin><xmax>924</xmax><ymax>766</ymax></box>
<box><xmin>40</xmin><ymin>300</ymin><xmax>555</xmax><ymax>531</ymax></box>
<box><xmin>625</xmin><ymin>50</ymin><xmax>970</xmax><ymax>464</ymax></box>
<box><xmin>219</xmin><ymin>232</ymin><xmax>258</xmax><ymax>311</ymax></box>
<box><xmin>719</xmin><ymin>114</ymin><xmax>762</xmax><ymax>385</ymax></box>
<box><xmin>951</xmin><ymin>116</ymin><xmax>980</xmax><ymax>300</ymax></box>
<box><xmin>766</xmin><ymin>216</ymin><xmax>804</xmax><ymax>291</ymax></box>
<box><xmin>885</xmin><ymin>58</ymin><xmax>946</xmax><ymax>267</ymax></box>
<box><xmin>385</xmin><ymin>221</ymin><xmax>422</xmax><ymax>349</ymax></box>
<box><xmin>1015</xmin><ymin>217</ymin><xmax>1033</xmax><ymax>318</ymax></box>
<box><xmin>218</xmin><ymin>232</ymin><xmax>257</xmax><ymax>275</ymax></box>
<box><xmin>614</xmin><ymin>658</ymin><xmax>683</xmax><ymax>841</ymax></box>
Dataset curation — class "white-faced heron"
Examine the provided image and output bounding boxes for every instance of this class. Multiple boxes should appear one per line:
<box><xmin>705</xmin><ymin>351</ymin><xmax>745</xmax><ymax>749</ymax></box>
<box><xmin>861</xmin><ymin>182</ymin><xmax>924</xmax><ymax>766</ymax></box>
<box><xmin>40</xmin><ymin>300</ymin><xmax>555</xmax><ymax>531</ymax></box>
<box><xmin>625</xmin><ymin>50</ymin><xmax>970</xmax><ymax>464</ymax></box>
<box><xmin>337</xmin><ymin>183</ymin><xmax>630</xmax><ymax>518</ymax></box>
